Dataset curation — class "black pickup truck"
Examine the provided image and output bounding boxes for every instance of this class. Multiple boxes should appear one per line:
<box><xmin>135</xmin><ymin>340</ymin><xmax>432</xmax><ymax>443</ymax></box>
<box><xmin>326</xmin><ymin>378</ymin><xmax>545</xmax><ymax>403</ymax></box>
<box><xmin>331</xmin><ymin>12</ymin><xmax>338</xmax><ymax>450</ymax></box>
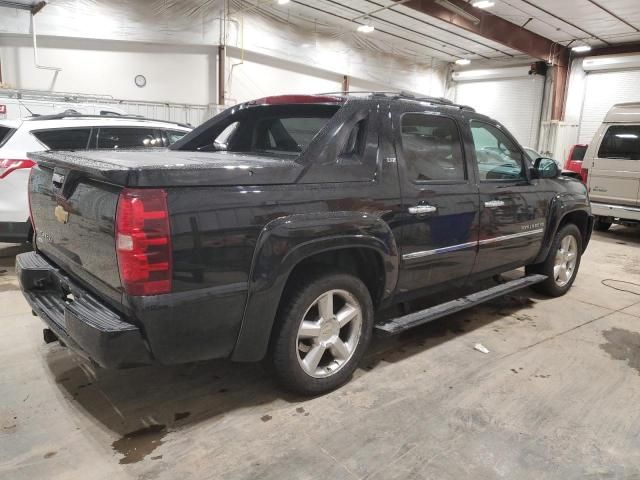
<box><xmin>17</xmin><ymin>93</ymin><xmax>593</xmax><ymax>395</ymax></box>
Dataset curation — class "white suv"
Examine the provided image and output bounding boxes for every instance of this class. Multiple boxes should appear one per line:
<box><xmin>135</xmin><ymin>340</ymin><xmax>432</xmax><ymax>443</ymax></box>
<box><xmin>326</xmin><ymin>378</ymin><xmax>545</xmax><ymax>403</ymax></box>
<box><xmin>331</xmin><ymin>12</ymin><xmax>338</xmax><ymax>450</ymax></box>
<box><xmin>0</xmin><ymin>113</ymin><xmax>191</xmax><ymax>243</ymax></box>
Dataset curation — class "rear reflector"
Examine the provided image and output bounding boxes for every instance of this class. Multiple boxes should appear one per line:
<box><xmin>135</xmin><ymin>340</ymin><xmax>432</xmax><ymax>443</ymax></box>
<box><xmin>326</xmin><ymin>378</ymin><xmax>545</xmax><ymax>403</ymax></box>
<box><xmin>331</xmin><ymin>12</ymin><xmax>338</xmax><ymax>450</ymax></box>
<box><xmin>116</xmin><ymin>188</ymin><xmax>172</xmax><ymax>296</ymax></box>
<box><xmin>0</xmin><ymin>159</ymin><xmax>35</xmax><ymax>179</ymax></box>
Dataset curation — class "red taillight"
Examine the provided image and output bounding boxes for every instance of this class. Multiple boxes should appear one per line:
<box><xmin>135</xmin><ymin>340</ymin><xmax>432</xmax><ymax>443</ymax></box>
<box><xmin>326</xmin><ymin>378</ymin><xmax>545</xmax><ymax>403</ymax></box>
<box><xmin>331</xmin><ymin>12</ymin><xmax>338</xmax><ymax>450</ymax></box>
<box><xmin>580</xmin><ymin>167</ymin><xmax>588</xmax><ymax>184</ymax></box>
<box><xmin>0</xmin><ymin>159</ymin><xmax>35</xmax><ymax>179</ymax></box>
<box><xmin>27</xmin><ymin>170</ymin><xmax>36</xmax><ymax>235</ymax></box>
<box><xmin>116</xmin><ymin>188</ymin><xmax>172</xmax><ymax>296</ymax></box>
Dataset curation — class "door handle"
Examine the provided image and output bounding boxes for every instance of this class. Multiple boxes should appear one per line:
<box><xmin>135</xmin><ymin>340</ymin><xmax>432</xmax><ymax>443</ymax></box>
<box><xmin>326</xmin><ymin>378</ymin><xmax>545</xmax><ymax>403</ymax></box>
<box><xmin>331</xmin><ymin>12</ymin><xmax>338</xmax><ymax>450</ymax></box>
<box><xmin>408</xmin><ymin>205</ymin><xmax>437</xmax><ymax>215</ymax></box>
<box><xmin>484</xmin><ymin>200</ymin><xmax>505</xmax><ymax>208</ymax></box>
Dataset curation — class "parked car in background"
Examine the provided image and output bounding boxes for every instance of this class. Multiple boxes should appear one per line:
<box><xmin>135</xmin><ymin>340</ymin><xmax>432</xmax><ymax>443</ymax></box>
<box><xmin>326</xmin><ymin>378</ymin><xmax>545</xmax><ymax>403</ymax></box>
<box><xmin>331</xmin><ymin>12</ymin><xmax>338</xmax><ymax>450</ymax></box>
<box><xmin>584</xmin><ymin>102</ymin><xmax>640</xmax><ymax>231</ymax></box>
<box><xmin>0</xmin><ymin>113</ymin><xmax>191</xmax><ymax>243</ymax></box>
<box><xmin>17</xmin><ymin>93</ymin><xmax>592</xmax><ymax>395</ymax></box>
<box><xmin>564</xmin><ymin>144</ymin><xmax>589</xmax><ymax>183</ymax></box>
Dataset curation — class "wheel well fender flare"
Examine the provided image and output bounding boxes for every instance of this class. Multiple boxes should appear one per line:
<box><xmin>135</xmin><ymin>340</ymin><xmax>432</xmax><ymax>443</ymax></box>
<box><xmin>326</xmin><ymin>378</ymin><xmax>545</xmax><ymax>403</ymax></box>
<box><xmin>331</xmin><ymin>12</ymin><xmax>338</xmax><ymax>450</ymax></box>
<box><xmin>231</xmin><ymin>211</ymin><xmax>399</xmax><ymax>362</ymax></box>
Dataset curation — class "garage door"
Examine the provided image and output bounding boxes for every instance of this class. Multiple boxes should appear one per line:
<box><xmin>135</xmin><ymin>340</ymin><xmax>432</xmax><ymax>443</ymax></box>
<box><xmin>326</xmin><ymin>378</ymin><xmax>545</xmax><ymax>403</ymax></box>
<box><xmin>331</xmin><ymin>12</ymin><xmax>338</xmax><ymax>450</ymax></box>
<box><xmin>578</xmin><ymin>69</ymin><xmax>640</xmax><ymax>144</ymax></box>
<box><xmin>453</xmin><ymin>75</ymin><xmax>545</xmax><ymax>148</ymax></box>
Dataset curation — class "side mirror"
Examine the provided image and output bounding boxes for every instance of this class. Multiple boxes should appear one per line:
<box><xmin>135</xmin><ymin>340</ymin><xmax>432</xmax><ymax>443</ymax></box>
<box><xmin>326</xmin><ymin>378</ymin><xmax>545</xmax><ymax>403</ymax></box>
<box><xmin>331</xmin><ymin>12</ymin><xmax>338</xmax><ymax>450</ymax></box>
<box><xmin>534</xmin><ymin>157</ymin><xmax>560</xmax><ymax>179</ymax></box>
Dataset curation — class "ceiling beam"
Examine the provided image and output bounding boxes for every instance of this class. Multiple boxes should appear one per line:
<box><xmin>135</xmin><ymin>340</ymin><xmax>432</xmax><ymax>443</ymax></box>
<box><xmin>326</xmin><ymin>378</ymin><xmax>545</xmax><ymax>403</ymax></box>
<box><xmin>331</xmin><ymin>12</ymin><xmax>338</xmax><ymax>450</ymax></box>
<box><xmin>395</xmin><ymin>0</ymin><xmax>569</xmax><ymax>67</ymax></box>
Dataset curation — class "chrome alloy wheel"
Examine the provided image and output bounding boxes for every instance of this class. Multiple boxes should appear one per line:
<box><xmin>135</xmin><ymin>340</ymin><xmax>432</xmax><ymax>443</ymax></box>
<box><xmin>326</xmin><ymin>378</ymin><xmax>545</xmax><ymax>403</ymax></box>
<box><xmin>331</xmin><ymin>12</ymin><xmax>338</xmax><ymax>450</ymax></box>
<box><xmin>554</xmin><ymin>234</ymin><xmax>578</xmax><ymax>287</ymax></box>
<box><xmin>296</xmin><ymin>289</ymin><xmax>363</xmax><ymax>378</ymax></box>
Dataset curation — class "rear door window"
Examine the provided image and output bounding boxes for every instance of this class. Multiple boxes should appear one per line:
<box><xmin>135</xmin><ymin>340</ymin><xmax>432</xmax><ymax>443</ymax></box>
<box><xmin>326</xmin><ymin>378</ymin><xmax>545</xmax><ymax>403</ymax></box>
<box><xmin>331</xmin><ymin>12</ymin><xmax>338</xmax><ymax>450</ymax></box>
<box><xmin>97</xmin><ymin>127</ymin><xmax>162</xmax><ymax>149</ymax></box>
<box><xmin>32</xmin><ymin>129</ymin><xmax>92</xmax><ymax>150</ymax></box>
<box><xmin>598</xmin><ymin>125</ymin><xmax>640</xmax><ymax>160</ymax></box>
<box><xmin>400</xmin><ymin>113</ymin><xmax>466</xmax><ymax>182</ymax></box>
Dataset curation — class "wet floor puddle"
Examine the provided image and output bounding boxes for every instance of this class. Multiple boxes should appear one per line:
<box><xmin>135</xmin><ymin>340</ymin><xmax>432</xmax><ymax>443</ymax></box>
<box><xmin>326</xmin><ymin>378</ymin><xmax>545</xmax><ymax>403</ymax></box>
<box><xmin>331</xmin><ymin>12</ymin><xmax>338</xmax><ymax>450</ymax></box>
<box><xmin>600</xmin><ymin>328</ymin><xmax>640</xmax><ymax>374</ymax></box>
<box><xmin>112</xmin><ymin>424</ymin><xmax>167</xmax><ymax>464</ymax></box>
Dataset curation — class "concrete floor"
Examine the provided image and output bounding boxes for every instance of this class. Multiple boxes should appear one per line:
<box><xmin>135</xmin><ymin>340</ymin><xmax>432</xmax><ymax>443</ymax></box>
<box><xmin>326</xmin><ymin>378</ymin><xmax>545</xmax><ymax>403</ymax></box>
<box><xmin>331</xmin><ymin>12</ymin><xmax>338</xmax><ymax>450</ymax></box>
<box><xmin>1</xmin><ymin>227</ymin><xmax>640</xmax><ymax>480</ymax></box>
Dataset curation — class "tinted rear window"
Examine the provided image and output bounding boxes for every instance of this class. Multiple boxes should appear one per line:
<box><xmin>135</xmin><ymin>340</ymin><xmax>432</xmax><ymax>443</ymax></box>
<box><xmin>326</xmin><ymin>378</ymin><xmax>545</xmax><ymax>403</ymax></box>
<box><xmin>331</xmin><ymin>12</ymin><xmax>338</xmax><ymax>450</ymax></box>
<box><xmin>598</xmin><ymin>126</ymin><xmax>640</xmax><ymax>160</ymax></box>
<box><xmin>570</xmin><ymin>145</ymin><xmax>587</xmax><ymax>161</ymax></box>
<box><xmin>0</xmin><ymin>126</ymin><xmax>16</xmax><ymax>147</ymax></box>
<box><xmin>33</xmin><ymin>129</ymin><xmax>91</xmax><ymax>150</ymax></box>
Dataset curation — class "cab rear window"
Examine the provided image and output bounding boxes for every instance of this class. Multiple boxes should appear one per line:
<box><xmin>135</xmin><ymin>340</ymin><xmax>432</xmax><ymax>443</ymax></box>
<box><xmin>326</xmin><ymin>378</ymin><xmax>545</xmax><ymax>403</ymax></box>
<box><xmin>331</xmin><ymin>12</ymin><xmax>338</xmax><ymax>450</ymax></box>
<box><xmin>176</xmin><ymin>104</ymin><xmax>341</xmax><ymax>156</ymax></box>
<box><xmin>598</xmin><ymin>125</ymin><xmax>640</xmax><ymax>160</ymax></box>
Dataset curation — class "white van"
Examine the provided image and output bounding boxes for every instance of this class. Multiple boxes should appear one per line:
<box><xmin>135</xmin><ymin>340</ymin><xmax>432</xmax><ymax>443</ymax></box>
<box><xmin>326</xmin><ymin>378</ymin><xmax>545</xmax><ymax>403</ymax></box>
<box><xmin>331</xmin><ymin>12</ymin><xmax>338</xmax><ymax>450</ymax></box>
<box><xmin>584</xmin><ymin>102</ymin><xmax>640</xmax><ymax>231</ymax></box>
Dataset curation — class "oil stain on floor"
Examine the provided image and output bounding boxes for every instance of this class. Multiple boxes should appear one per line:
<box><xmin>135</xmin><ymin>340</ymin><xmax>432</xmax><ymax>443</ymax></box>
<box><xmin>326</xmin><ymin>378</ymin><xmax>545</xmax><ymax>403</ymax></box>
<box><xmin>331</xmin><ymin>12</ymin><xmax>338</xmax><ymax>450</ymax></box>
<box><xmin>112</xmin><ymin>424</ymin><xmax>167</xmax><ymax>464</ymax></box>
<box><xmin>600</xmin><ymin>328</ymin><xmax>640</xmax><ymax>374</ymax></box>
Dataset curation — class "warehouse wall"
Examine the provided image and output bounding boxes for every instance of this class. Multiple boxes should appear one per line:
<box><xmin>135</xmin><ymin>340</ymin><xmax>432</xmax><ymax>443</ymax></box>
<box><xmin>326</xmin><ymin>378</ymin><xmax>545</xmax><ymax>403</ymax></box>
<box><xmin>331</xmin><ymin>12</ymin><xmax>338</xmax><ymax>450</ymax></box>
<box><xmin>0</xmin><ymin>36</ymin><xmax>216</xmax><ymax>105</ymax></box>
<box><xmin>1</xmin><ymin>0</ymin><xmax>447</xmax><ymax>106</ymax></box>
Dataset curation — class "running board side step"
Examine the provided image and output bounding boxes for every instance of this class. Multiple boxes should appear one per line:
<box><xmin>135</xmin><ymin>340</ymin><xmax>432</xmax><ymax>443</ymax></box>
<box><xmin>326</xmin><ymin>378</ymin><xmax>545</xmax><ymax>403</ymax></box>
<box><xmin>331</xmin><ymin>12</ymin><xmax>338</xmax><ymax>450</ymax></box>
<box><xmin>375</xmin><ymin>274</ymin><xmax>547</xmax><ymax>336</ymax></box>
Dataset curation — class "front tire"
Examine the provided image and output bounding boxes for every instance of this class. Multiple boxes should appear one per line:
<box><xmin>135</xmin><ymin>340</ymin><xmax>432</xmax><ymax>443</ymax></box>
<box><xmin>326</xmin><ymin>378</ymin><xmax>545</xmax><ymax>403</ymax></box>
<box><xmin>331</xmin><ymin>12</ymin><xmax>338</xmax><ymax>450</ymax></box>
<box><xmin>526</xmin><ymin>224</ymin><xmax>582</xmax><ymax>297</ymax></box>
<box><xmin>271</xmin><ymin>271</ymin><xmax>373</xmax><ymax>395</ymax></box>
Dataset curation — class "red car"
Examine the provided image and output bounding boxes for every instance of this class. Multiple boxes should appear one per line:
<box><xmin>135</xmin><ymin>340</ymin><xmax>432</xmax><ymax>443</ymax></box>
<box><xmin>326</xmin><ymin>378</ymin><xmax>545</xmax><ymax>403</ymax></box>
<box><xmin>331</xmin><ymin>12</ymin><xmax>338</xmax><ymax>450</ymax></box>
<box><xmin>564</xmin><ymin>144</ymin><xmax>588</xmax><ymax>183</ymax></box>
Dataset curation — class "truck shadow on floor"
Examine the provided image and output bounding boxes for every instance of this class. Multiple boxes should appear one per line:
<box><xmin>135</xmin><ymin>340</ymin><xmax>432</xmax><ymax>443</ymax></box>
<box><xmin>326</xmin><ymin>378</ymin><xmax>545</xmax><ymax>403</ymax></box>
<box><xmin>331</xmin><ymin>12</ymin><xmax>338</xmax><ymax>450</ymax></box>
<box><xmin>44</xmin><ymin>285</ymin><xmax>538</xmax><ymax>463</ymax></box>
<box><xmin>592</xmin><ymin>225</ymin><xmax>640</xmax><ymax>246</ymax></box>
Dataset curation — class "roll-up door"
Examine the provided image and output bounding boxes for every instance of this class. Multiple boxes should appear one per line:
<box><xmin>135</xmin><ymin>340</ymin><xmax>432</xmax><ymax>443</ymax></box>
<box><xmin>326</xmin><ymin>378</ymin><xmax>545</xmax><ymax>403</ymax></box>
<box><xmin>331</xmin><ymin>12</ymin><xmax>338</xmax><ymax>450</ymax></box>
<box><xmin>453</xmin><ymin>74</ymin><xmax>545</xmax><ymax>148</ymax></box>
<box><xmin>578</xmin><ymin>69</ymin><xmax>640</xmax><ymax>144</ymax></box>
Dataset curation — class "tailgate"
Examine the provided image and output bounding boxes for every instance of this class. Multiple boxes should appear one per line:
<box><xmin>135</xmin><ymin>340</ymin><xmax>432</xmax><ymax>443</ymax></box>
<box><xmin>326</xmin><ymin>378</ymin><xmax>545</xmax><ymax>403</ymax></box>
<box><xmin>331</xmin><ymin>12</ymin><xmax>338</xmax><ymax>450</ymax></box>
<box><xmin>29</xmin><ymin>161</ymin><xmax>123</xmax><ymax>307</ymax></box>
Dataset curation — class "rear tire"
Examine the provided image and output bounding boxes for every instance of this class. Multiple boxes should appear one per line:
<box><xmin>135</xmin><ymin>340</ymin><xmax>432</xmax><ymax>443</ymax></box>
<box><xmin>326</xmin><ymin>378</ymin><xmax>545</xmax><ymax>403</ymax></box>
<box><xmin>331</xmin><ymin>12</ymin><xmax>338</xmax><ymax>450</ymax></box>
<box><xmin>526</xmin><ymin>223</ymin><xmax>582</xmax><ymax>297</ymax></box>
<box><xmin>271</xmin><ymin>271</ymin><xmax>373</xmax><ymax>396</ymax></box>
<box><xmin>593</xmin><ymin>216</ymin><xmax>612</xmax><ymax>232</ymax></box>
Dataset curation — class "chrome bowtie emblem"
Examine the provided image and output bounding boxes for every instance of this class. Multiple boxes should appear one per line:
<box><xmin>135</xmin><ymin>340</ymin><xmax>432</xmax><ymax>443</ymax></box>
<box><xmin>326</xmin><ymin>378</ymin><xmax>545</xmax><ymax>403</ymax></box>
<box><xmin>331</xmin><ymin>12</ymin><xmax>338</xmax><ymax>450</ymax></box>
<box><xmin>54</xmin><ymin>205</ymin><xmax>69</xmax><ymax>224</ymax></box>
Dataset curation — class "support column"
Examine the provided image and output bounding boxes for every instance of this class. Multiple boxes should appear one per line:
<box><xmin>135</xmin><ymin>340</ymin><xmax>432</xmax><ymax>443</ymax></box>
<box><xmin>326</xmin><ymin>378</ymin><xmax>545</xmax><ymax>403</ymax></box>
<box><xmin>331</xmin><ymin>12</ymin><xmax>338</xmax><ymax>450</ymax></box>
<box><xmin>218</xmin><ymin>45</ymin><xmax>225</xmax><ymax>106</ymax></box>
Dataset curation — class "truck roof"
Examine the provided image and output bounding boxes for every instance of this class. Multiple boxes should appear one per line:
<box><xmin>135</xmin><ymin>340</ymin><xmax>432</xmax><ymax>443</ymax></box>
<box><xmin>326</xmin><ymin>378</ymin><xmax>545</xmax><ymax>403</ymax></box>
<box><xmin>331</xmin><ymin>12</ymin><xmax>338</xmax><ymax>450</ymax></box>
<box><xmin>604</xmin><ymin>102</ymin><xmax>640</xmax><ymax>123</ymax></box>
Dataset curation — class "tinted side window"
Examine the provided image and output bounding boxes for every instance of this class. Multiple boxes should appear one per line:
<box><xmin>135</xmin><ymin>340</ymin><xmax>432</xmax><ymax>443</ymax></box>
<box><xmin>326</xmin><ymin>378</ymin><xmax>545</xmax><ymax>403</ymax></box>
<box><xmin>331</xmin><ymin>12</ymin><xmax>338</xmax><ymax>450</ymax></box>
<box><xmin>33</xmin><ymin>129</ymin><xmax>91</xmax><ymax>150</ymax></box>
<box><xmin>598</xmin><ymin>125</ymin><xmax>640</xmax><ymax>160</ymax></box>
<box><xmin>97</xmin><ymin>128</ymin><xmax>161</xmax><ymax>149</ymax></box>
<box><xmin>470</xmin><ymin>121</ymin><xmax>525</xmax><ymax>181</ymax></box>
<box><xmin>400</xmin><ymin>114</ymin><xmax>466</xmax><ymax>181</ymax></box>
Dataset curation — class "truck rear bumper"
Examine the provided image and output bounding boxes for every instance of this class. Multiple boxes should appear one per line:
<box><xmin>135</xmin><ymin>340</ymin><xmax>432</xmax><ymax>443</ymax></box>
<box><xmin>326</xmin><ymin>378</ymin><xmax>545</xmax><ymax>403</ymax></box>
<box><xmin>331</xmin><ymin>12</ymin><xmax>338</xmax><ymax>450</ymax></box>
<box><xmin>591</xmin><ymin>202</ymin><xmax>640</xmax><ymax>222</ymax></box>
<box><xmin>16</xmin><ymin>251</ymin><xmax>153</xmax><ymax>368</ymax></box>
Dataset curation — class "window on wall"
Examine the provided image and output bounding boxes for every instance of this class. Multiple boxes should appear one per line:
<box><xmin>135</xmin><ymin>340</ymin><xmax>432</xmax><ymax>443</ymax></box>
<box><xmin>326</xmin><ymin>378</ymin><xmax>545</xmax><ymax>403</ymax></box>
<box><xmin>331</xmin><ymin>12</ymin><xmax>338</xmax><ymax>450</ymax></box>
<box><xmin>598</xmin><ymin>125</ymin><xmax>640</xmax><ymax>160</ymax></box>
<box><xmin>470</xmin><ymin>121</ymin><xmax>525</xmax><ymax>181</ymax></box>
<box><xmin>400</xmin><ymin>113</ymin><xmax>466</xmax><ymax>182</ymax></box>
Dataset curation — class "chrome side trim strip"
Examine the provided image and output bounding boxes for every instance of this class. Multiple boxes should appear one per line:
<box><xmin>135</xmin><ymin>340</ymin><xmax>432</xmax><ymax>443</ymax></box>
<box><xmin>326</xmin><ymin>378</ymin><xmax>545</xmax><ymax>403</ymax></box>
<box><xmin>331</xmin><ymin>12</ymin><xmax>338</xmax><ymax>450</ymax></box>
<box><xmin>478</xmin><ymin>228</ymin><xmax>544</xmax><ymax>246</ymax></box>
<box><xmin>402</xmin><ymin>241</ymin><xmax>477</xmax><ymax>260</ymax></box>
<box><xmin>591</xmin><ymin>202</ymin><xmax>640</xmax><ymax>214</ymax></box>
<box><xmin>402</xmin><ymin>229</ymin><xmax>544</xmax><ymax>261</ymax></box>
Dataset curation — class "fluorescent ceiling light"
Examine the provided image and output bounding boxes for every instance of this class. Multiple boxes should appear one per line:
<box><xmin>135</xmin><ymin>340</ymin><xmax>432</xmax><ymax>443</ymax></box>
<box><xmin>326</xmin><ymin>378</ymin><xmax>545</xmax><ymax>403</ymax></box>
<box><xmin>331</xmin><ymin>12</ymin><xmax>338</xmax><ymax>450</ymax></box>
<box><xmin>435</xmin><ymin>0</ymin><xmax>480</xmax><ymax>24</ymax></box>
<box><xmin>455</xmin><ymin>59</ymin><xmax>471</xmax><ymax>65</ymax></box>
<box><xmin>572</xmin><ymin>45</ymin><xmax>592</xmax><ymax>53</ymax></box>
<box><xmin>472</xmin><ymin>0</ymin><xmax>495</xmax><ymax>8</ymax></box>
<box><xmin>616</xmin><ymin>133</ymin><xmax>638</xmax><ymax>139</ymax></box>
<box><xmin>357</xmin><ymin>24</ymin><xmax>375</xmax><ymax>33</ymax></box>
<box><xmin>277</xmin><ymin>0</ymin><xmax>290</xmax><ymax>4</ymax></box>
